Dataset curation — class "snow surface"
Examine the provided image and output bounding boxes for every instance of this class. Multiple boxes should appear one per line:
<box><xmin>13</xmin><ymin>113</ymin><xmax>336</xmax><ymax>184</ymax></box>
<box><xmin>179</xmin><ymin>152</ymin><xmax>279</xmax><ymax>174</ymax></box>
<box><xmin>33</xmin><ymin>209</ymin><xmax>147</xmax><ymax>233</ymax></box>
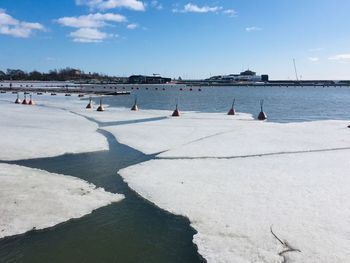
<box><xmin>159</xmin><ymin>120</ymin><xmax>350</xmax><ymax>158</ymax></box>
<box><xmin>0</xmin><ymin>94</ymin><xmax>108</xmax><ymax>161</ymax></box>
<box><xmin>114</xmin><ymin>111</ymin><xmax>350</xmax><ymax>263</ymax></box>
<box><xmin>0</xmin><ymin>163</ymin><xmax>124</xmax><ymax>239</ymax></box>
<box><xmin>120</xmin><ymin>151</ymin><xmax>350</xmax><ymax>263</ymax></box>
<box><xmin>103</xmin><ymin>112</ymin><xmax>253</xmax><ymax>155</ymax></box>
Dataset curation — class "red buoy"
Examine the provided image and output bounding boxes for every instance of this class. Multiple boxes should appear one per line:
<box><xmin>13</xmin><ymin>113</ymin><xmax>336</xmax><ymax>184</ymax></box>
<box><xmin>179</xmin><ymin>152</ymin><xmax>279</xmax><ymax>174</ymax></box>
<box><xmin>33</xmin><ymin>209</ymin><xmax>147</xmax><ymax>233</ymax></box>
<box><xmin>258</xmin><ymin>100</ymin><xmax>267</xmax><ymax>120</ymax></box>
<box><xmin>28</xmin><ymin>94</ymin><xmax>35</xmax><ymax>105</ymax></box>
<box><xmin>22</xmin><ymin>94</ymin><xmax>28</xmax><ymax>105</ymax></box>
<box><xmin>97</xmin><ymin>98</ymin><xmax>104</xmax><ymax>112</ymax></box>
<box><xmin>227</xmin><ymin>98</ymin><xmax>236</xmax><ymax>116</ymax></box>
<box><xmin>172</xmin><ymin>104</ymin><xmax>180</xmax><ymax>117</ymax></box>
<box><xmin>86</xmin><ymin>97</ymin><xmax>93</xmax><ymax>109</ymax></box>
<box><xmin>15</xmin><ymin>94</ymin><xmax>21</xmax><ymax>104</ymax></box>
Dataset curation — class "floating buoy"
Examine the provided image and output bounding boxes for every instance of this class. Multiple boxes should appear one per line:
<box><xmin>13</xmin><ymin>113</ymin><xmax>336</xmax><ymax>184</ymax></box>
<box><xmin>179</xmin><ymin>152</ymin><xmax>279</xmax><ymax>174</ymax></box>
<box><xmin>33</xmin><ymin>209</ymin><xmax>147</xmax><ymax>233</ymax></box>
<box><xmin>348</xmin><ymin>125</ymin><xmax>350</xmax><ymax>128</ymax></box>
<box><xmin>97</xmin><ymin>98</ymin><xmax>104</xmax><ymax>112</ymax></box>
<box><xmin>86</xmin><ymin>97</ymin><xmax>93</xmax><ymax>109</ymax></box>
<box><xmin>22</xmin><ymin>94</ymin><xmax>28</xmax><ymax>105</ymax></box>
<box><xmin>131</xmin><ymin>96</ymin><xmax>138</xmax><ymax>111</ymax></box>
<box><xmin>180</xmin><ymin>88</ymin><xmax>183</xmax><ymax>91</ymax></box>
<box><xmin>15</xmin><ymin>93</ymin><xmax>21</xmax><ymax>104</ymax></box>
<box><xmin>172</xmin><ymin>103</ymin><xmax>180</xmax><ymax>117</ymax></box>
<box><xmin>189</xmin><ymin>88</ymin><xmax>193</xmax><ymax>91</ymax></box>
<box><xmin>227</xmin><ymin>98</ymin><xmax>236</xmax><ymax>116</ymax></box>
<box><xmin>28</xmin><ymin>94</ymin><xmax>35</xmax><ymax>105</ymax></box>
<box><xmin>258</xmin><ymin>100</ymin><xmax>267</xmax><ymax>120</ymax></box>
<box><xmin>198</xmin><ymin>88</ymin><xmax>202</xmax><ymax>91</ymax></box>
<box><xmin>146</xmin><ymin>87</ymin><xmax>149</xmax><ymax>90</ymax></box>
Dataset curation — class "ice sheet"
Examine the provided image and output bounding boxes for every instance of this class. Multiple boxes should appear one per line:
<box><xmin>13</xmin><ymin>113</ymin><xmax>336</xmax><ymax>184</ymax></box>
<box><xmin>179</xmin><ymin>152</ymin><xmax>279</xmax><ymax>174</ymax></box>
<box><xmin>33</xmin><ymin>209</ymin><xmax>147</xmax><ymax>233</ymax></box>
<box><xmin>0</xmin><ymin>95</ymin><xmax>108</xmax><ymax>161</ymax></box>
<box><xmin>103</xmin><ymin>112</ymin><xmax>253</xmax><ymax>154</ymax></box>
<box><xmin>120</xmin><ymin>150</ymin><xmax>350</xmax><ymax>263</ymax></box>
<box><xmin>0</xmin><ymin>163</ymin><xmax>124</xmax><ymax>239</ymax></box>
<box><xmin>159</xmin><ymin>120</ymin><xmax>350</xmax><ymax>158</ymax></box>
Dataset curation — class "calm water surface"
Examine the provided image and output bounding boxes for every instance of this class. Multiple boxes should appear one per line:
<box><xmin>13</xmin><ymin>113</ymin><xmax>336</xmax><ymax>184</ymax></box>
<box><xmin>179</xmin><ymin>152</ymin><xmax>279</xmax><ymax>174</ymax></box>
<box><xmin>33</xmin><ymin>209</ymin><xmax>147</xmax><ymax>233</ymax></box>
<box><xmin>101</xmin><ymin>85</ymin><xmax>350</xmax><ymax>122</ymax></box>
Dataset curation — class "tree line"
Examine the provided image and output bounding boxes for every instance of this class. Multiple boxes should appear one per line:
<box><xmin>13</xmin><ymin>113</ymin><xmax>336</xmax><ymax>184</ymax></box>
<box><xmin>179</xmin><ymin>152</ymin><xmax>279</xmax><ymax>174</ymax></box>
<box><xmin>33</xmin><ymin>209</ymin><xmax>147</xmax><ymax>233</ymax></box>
<box><xmin>0</xmin><ymin>68</ymin><xmax>124</xmax><ymax>82</ymax></box>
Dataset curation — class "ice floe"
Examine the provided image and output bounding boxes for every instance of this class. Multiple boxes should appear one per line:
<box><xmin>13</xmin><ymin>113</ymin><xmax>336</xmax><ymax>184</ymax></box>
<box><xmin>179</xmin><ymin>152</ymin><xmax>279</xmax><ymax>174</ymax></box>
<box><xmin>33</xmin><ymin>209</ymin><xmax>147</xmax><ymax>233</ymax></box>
<box><xmin>115</xmin><ymin>111</ymin><xmax>350</xmax><ymax>262</ymax></box>
<box><xmin>103</xmin><ymin>112</ymin><xmax>253</xmax><ymax>154</ymax></box>
<box><xmin>120</xmin><ymin>150</ymin><xmax>350</xmax><ymax>263</ymax></box>
<box><xmin>0</xmin><ymin>163</ymin><xmax>124</xmax><ymax>239</ymax></box>
<box><xmin>0</xmin><ymin>94</ymin><xmax>108</xmax><ymax>161</ymax></box>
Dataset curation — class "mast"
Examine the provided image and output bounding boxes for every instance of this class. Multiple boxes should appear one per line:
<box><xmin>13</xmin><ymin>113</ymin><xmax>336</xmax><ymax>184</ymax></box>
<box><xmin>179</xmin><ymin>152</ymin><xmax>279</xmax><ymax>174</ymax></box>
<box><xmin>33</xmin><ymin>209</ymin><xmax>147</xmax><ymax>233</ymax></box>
<box><xmin>293</xmin><ymin>58</ymin><xmax>299</xmax><ymax>81</ymax></box>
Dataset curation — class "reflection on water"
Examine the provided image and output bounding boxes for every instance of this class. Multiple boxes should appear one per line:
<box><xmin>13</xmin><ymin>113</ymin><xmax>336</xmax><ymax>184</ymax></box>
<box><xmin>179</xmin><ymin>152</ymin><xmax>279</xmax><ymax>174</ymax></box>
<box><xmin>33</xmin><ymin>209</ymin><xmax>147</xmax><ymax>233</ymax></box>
<box><xmin>0</xmin><ymin>131</ymin><xmax>205</xmax><ymax>263</ymax></box>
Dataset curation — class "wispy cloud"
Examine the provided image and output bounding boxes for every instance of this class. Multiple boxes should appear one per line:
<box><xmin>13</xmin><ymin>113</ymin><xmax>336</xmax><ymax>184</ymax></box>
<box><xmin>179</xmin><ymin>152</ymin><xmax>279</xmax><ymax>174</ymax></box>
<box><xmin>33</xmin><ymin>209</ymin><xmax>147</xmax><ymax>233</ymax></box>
<box><xmin>173</xmin><ymin>3</ymin><xmax>222</xmax><ymax>13</ymax></box>
<box><xmin>127</xmin><ymin>23</ymin><xmax>138</xmax><ymax>29</ymax></box>
<box><xmin>69</xmin><ymin>27</ymin><xmax>110</xmax><ymax>42</ymax></box>
<box><xmin>328</xmin><ymin>54</ymin><xmax>350</xmax><ymax>62</ymax></box>
<box><xmin>245</xmin><ymin>26</ymin><xmax>262</xmax><ymax>32</ymax></box>
<box><xmin>76</xmin><ymin>0</ymin><xmax>145</xmax><ymax>11</ymax></box>
<box><xmin>0</xmin><ymin>9</ymin><xmax>45</xmax><ymax>38</ymax></box>
<box><xmin>57</xmin><ymin>13</ymin><xmax>126</xmax><ymax>28</ymax></box>
<box><xmin>150</xmin><ymin>0</ymin><xmax>163</xmax><ymax>10</ymax></box>
<box><xmin>223</xmin><ymin>9</ymin><xmax>237</xmax><ymax>17</ymax></box>
<box><xmin>308</xmin><ymin>57</ymin><xmax>319</xmax><ymax>62</ymax></box>
<box><xmin>57</xmin><ymin>13</ymin><xmax>125</xmax><ymax>42</ymax></box>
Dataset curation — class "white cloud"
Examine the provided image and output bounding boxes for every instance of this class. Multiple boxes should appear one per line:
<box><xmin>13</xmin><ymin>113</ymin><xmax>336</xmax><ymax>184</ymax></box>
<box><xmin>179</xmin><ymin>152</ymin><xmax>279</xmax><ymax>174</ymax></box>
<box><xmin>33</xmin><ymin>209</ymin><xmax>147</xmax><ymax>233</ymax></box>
<box><xmin>0</xmin><ymin>9</ymin><xmax>45</xmax><ymax>38</ymax></box>
<box><xmin>328</xmin><ymin>54</ymin><xmax>350</xmax><ymax>62</ymax></box>
<box><xmin>127</xmin><ymin>23</ymin><xmax>138</xmax><ymax>29</ymax></box>
<box><xmin>57</xmin><ymin>12</ymin><xmax>126</xmax><ymax>43</ymax></box>
<box><xmin>57</xmin><ymin>13</ymin><xmax>126</xmax><ymax>28</ymax></box>
<box><xmin>76</xmin><ymin>0</ymin><xmax>145</xmax><ymax>11</ymax></box>
<box><xmin>174</xmin><ymin>3</ymin><xmax>222</xmax><ymax>13</ymax></box>
<box><xmin>245</xmin><ymin>26</ymin><xmax>262</xmax><ymax>32</ymax></box>
<box><xmin>223</xmin><ymin>9</ymin><xmax>236</xmax><ymax>17</ymax></box>
<box><xmin>70</xmin><ymin>27</ymin><xmax>109</xmax><ymax>42</ymax></box>
<box><xmin>308</xmin><ymin>57</ymin><xmax>319</xmax><ymax>62</ymax></box>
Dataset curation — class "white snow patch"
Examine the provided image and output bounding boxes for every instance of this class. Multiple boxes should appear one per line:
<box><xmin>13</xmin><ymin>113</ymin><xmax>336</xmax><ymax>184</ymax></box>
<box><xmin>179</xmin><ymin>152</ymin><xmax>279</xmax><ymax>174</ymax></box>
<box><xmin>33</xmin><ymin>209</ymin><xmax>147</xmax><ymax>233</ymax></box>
<box><xmin>0</xmin><ymin>95</ymin><xmax>108</xmax><ymax>161</ymax></box>
<box><xmin>103</xmin><ymin>112</ymin><xmax>253</xmax><ymax>154</ymax></box>
<box><xmin>160</xmin><ymin>120</ymin><xmax>350</xmax><ymax>158</ymax></box>
<box><xmin>0</xmin><ymin>163</ymin><xmax>124</xmax><ymax>239</ymax></box>
<box><xmin>120</xmin><ymin>151</ymin><xmax>350</xmax><ymax>263</ymax></box>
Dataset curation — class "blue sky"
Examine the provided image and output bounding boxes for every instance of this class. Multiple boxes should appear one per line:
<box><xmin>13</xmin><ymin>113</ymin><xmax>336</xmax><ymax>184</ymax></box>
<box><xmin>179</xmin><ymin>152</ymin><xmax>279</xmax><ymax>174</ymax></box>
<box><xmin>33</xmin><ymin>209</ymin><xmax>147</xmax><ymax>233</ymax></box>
<box><xmin>0</xmin><ymin>0</ymin><xmax>350</xmax><ymax>80</ymax></box>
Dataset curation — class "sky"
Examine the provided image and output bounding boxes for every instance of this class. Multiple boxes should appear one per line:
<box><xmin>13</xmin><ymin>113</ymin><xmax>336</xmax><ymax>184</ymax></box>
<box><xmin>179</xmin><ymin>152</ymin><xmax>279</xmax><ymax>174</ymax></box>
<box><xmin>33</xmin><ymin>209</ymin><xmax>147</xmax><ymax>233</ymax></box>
<box><xmin>0</xmin><ymin>0</ymin><xmax>350</xmax><ymax>80</ymax></box>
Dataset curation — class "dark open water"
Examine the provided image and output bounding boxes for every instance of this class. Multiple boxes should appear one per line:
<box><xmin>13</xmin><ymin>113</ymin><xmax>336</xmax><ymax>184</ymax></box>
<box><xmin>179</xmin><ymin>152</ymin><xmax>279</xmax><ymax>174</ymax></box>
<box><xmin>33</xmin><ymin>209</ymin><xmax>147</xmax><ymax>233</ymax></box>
<box><xmin>1</xmin><ymin>86</ymin><xmax>349</xmax><ymax>263</ymax></box>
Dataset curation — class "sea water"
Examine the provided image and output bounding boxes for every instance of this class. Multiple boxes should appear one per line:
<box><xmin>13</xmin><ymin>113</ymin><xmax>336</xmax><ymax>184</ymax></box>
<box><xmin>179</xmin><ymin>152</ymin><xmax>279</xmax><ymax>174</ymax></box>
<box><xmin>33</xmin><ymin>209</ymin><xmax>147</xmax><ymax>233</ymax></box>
<box><xmin>102</xmin><ymin>85</ymin><xmax>350</xmax><ymax>122</ymax></box>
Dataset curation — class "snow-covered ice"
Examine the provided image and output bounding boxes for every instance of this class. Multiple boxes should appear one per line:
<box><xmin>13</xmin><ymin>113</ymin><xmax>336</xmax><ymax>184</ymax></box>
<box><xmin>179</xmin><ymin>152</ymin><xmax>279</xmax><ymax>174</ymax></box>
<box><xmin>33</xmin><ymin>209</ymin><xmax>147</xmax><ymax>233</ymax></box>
<box><xmin>0</xmin><ymin>94</ymin><xmax>108</xmax><ymax>161</ymax></box>
<box><xmin>0</xmin><ymin>163</ymin><xmax>124</xmax><ymax>239</ymax></box>
<box><xmin>115</xmin><ymin>110</ymin><xmax>350</xmax><ymax>262</ymax></box>
<box><xmin>121</xmin><ymin>151</ymin><xmax>350</xmax><ymax>263</ymax></box>
<box><xmin>103</xmin><ymin>112</ymin><xmax>253</xmax><ymax>155</ymax></box>
<box><xmin>159</xmin><ymin>120</ymin><xmax>350</xmax><ymax>158</ymax></box>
